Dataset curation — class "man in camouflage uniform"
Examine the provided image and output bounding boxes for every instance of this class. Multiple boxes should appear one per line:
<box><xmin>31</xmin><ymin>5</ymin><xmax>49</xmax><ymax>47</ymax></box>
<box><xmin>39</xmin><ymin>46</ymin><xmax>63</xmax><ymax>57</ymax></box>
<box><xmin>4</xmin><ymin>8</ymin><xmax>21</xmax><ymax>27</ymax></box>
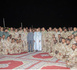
<box><xmin>66</xmin><ymin>44</ymin><xmax>77</xmax><ymax>67</ymax></box>
<box><xmin>14</xmin><ymin>29</ymin><xmax>19</xmax><ymax>39</ymax></box>
<box><xmin>9</xmin><ymin>38</ymin><xmax>15</xmax><ymax>54</ymax></box>
<box><xmin>0</xmin><ymin>40</ymin><xmax>3</xmax><ymax>55</ymax></box>
<box><xmin>9</xmin><ymin>27</ymin><xmax>15</xmax><ymax>38</ymax></box>
<box><xmin>41</xmin><ymin>27</ymin><xmax>47</xmax><ymax>52</ymax></box>
<box><xmin>4</xmin><ymin>36</ymin><xmax>11</xmax><ymax>54</ymax></box>
<box><xmin>72</xmin><ymin>27</ymin><xmax>77</xmax><ymax>35</ymax></box>
<box><xmin>21</xmin><ymin>28</ymin><xmax>28</xmax><ymax>52</ymax></box>
<box><xmin>47</xmin><ymin>27</ymin><xmax>54</xmax><ymax>53</ymax></box>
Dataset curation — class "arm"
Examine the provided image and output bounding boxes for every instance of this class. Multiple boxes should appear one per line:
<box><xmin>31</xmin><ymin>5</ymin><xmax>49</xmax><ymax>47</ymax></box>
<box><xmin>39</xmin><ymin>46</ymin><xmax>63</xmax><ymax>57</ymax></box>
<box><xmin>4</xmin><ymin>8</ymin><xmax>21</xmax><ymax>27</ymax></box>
<box><xmin>27</xmin><ymin>33</ymin><xmax>29</xmax><ymax>42</ymax></box>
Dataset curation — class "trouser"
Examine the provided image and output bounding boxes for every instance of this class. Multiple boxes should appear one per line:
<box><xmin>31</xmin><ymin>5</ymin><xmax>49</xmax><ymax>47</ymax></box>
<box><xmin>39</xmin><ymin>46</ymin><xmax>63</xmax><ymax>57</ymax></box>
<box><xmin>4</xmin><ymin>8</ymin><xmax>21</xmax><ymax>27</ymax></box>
<box><xmin>23</xmin><ymin>41</ymin><xmax>28</xmax><ymax>51</ymax></box>
<box><xmin>28</xmin><ymin>40</ymin><xmax>33</xmax><ymax>52</ymax></box>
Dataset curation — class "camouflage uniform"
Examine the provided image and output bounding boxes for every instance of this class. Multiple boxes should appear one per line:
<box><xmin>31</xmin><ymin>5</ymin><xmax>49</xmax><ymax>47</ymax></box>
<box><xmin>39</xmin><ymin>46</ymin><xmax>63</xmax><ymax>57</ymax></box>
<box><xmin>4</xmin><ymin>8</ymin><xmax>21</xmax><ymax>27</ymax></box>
<box><xmin>67</xmin><ymin>48</ymin><xmax>77</xmax><ymax>67</ymax></box>
<box><xmin>9</xmin><ymin>42</ymin><xmax>15</xmax><ymax>54</ymax></box>
<box><xmin>9</xmin><ymin>31</ymin><xmax>15</xmax><ymax>38</ymax></box>
<box><xmin>42</xmin><ymin>30</ymin><xmax>47</xmax><ymax>52</ymax></box>
<box><xmin>0</xmin><ymin>41</ymin><xmax>3</xmax><ymax>55</ymax></box>
<box><xmin>47</xmin><ymin>31</ymin><xmax>54</xmax><ymax>53</ymax></box>
<box><xmin>21</xmin><ymin>31</ymin><xmax>28</xmax><ymax>52</ymax></box>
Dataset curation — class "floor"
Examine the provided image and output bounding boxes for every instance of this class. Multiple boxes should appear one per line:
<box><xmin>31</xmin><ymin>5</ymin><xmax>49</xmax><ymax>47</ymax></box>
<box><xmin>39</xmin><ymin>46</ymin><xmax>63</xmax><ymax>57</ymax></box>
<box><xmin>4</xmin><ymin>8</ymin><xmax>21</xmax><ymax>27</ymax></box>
<box><xmin>0</xmin><ymin>52</ymin><xmax>72</xmax><ymax>70</ymax></box>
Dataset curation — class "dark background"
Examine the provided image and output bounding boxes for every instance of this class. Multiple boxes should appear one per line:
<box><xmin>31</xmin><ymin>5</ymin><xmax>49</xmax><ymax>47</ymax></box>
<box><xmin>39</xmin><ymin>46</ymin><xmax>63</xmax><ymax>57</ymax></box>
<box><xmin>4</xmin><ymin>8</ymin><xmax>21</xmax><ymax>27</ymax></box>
<box><xmin>0</xmin><ymin>0</ymin><xmax>75</xmax><ymax>29</ymax></box>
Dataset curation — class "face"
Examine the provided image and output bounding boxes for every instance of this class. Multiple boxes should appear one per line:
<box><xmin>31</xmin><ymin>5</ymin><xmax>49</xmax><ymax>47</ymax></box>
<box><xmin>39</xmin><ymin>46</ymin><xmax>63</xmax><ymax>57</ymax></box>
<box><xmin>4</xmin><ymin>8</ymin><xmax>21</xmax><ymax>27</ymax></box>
<box><xmin>53</xmin><ymin>37</ymin><xmax>56</xmax><ymax>41</ymax></box>
<box><xmin>59</xmin><ymin>38</ymin><xmax>62</xmax><ymax>43</ymax></box>
<box><xmin>74</xmin><ymin>27</ymin><xmax>77</xmax><ymax>31</ymax></box>
<box><xmin>13</xmin><ymin>39</ymin><xmax>15</xmax><ymax>42</ymax></box>
<box><xmin>20</xmin><ymin>27</ymin><xmax>22</xmax><ymax>30</ymax></box>
<box><xmin>75</xmin><ymin>36</ymin><xmax>77</xmax><ymax>42</ymax></box>
<box><xmin>62</xmin><ymin>39</ymin><xmax>65</xmax><ymax>43</ymax></box>
<box><xmin>5</xmin><ymin>30</ymin><xmax>8</xmax><ymax>32</ymax></box>
<box><xmin>23</xmin><ymin>28</ymin><xmax>26</xmax><ymax>31</ymax></box>
<box><xmin>64</xmin><ymin>29</ymin><xmax>67</xmax><ymax>32</ymax></box>
<box><xmin>52</xmin><ymin>34</ymin><xmax>55</xmax><ymax>38</ymax></box>
<box><xmin>16</xmin><ymin>40</ymin><xmax>19</xmax><ymax>43</ymax></box>
<box><xmin>10</xmin><ymin>35</ymin><xmax>12</xmax><ymax>39</ymax></box>
<box><xmin>15</xmin><ymin>29</ymin><xmax>18</xmax><ymax>32</ymax></box>
<box><xmin>54</xmin><ymin>40</ymin><xmax>57</xmax><ymax>44</ymax></box>
<box><xmin>66</xmin><ymin>40</ymin><xmax>70</xmax><ymax>44</ymax></box>
<box><xmin>49</xmin><ymin>27</ymin><xmax>52</xmax><ymax>31</ymax></box>
<box><xmin>36</xmin><ymin>29</ymin><xmax>39</xmax><ymax>32</ymax></box>
<box><xmin>72</xmin><ymin>44</ymin><xmax>76</xmax><ymax>50</ymax></box>
<box><xmin>71</xmin><ymin>35</ymin><xmax>74</xmax><ymax>38</ymax></box>
<box><xmin>42</xmin><ymin>28</ymin><xmax>45</xmax><ymax>31</ymax></box>
<box><xmin>19</xmin><ymin>39</ymin><xmax>22</xmax><ymax>42</ymax></box>
<box><xmin>1</xmin><ymin>28</ymin><xmax>3</xmax><ymax>31</ymax></box>
<box><xmin>47</xmin><ymin>29</ymin><xmax>49</xmax><ymax>31</ymax></box>
<box><xmin>11</xmin><ymin>28</ymin><xmax>13</xmax><ymax>31</ymax></box>
<box><xmin>58</xmin><ymin>34</ymin><xmax>61</xmax><ymax>38</ymax></box>
<box><xmin>55</xmin><ymin>29</ymin><xmax>58</xmax><ymax>32</ymax></box>
<box><xmin>26</xmin><ymin>27</ymin><xmax>28</xmax><ymax>30</ymax></box>
<box><xmin>2</xmin><ymin>35</ymin><xmax>5</xmax><ymax>38</ymax></box>
<box><xmin>29</xmin><ymin>29</ymin><xmax>32</xmax><ymax>32</ymax></box>
<box><xmin>11</xmin><ymin>39</ymin><xmax>15</xmax><ymax>42</ymax></box>
<box><xmin>68</xmin><ymin>36</ymin><xmax>71</xmax><ymax>39</ymax></box>
<box><xmin>38</xmin><ymin>28</ymin><xmax>40</xmax><ymax>31</ymax></box>
<box><xmin>7</xmin><ymin>37</ymin><xmax>10</xmax><ymax>40</ymax></box>
<box><xmin>60</xmin><ymin>28</ymin><xmax>62</xmax><ymax>32</ymax></box>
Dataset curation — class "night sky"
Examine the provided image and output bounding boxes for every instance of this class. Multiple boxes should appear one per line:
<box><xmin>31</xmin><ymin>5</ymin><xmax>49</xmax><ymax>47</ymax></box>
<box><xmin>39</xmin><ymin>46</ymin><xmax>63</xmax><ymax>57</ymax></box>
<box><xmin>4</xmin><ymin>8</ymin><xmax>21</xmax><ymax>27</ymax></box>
<box><xmin>0</xmin><ymin>0</ymin><xmax>75</xmax><ymax>29</ymax></box>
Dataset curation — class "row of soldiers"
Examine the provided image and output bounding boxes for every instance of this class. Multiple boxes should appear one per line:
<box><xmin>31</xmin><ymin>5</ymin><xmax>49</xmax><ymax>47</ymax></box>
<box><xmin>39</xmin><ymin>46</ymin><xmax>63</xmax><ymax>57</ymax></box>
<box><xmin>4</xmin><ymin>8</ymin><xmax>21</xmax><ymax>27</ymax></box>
<box><xmin>0</xmin><ymin>26</ymin><xmax>77</xmax><ymax>68</ymax></box>
<box><xmin>0</xmin><ymin>27</ymin><xmax>28</xmax><ymax>54</ymax></box>
<box><xmin>41</xmin><ymin>27</ymin><xmax>77</xmax><ymax>67</ymax></box>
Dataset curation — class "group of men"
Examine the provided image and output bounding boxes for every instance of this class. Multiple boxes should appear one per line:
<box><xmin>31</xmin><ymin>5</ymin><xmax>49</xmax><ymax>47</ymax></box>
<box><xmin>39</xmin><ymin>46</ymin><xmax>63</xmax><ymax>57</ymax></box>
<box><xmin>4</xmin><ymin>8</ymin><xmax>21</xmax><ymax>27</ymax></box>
<box><xmin>0</xmin><ymin>26</ymin><xmax>77</xmax><ymax>68</ymax></box>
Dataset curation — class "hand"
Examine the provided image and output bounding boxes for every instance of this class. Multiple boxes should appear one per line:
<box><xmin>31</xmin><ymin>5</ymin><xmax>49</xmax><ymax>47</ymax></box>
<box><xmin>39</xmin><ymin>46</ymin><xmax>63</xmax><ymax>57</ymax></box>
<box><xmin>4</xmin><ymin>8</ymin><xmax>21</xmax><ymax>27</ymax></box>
<box><xmin>34</xmin><ymin>40</ymin><xmax>35</xmax><ymax>42</ymax></box>
<box><xmin>39</xmin><ymin>40</ymin><xmax>40</xmax><ymax>42</ymax></box>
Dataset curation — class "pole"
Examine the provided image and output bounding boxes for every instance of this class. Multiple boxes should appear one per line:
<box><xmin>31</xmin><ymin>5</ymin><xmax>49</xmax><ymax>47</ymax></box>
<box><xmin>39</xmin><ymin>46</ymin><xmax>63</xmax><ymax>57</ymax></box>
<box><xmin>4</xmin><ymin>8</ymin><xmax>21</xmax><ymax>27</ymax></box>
<box><xmin>3</xmin><ymin>18</ymin><xmax>5</xmax><ymax>28</ymax></box>
<box><xmin>21</xmin><ymin>22</ymin><xmax>23</xmax><ymax>28</ymax></box>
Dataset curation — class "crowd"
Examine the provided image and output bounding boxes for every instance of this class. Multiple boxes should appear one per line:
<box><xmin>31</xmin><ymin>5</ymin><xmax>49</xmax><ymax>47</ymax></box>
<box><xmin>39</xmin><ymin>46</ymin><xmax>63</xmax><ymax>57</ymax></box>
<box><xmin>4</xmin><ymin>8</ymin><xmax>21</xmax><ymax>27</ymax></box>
<box><xmin>0</xmin><ymin>26</ymin><xmax>77</xmax><ymax>68</ymax></box>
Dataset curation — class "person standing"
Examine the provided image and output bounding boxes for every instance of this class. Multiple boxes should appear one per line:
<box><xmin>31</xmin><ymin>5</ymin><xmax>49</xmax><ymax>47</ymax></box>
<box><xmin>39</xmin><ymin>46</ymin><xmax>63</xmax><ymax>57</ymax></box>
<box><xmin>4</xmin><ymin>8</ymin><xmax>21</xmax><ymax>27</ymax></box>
<box><xmin>27</xmin><ymin>29</ymin><xmax>34</xmax><ymax>52</ymax></box>
<box><xmin>3</xmin><ymin>29</ymin><xmax>9</xmax><ymax>39</ymax></box>
<box><xmin>34</xmin><ymin>28</ymin><xmax>42</xmax><ymax>52</ymax></box>
<box><xmin>0</xmin><ymin>27</ymin><xmax>4</xmax><ymax>37</ymax></box>
<box><xmin>21</xmin><ymin>28</ymin><xmax>28</xmax><ymax>52</ymax></box>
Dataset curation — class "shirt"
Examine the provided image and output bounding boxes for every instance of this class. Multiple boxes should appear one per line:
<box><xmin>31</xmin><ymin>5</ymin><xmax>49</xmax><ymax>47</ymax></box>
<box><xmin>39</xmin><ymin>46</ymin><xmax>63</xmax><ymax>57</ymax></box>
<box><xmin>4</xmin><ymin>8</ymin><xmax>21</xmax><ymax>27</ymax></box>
<box><xmin>27</xmin><ymin>32</ymin><xmax>34</xmax><ymax>42</ymax></box>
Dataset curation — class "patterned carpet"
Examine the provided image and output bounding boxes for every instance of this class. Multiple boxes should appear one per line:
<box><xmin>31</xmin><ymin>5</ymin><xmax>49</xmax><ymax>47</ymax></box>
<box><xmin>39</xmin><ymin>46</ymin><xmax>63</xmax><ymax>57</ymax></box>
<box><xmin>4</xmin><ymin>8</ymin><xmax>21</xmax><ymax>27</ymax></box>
<box><xmin>0</xmin><ymin>52</ymin><xmax>72</xmax><ymax>70</ymax></box>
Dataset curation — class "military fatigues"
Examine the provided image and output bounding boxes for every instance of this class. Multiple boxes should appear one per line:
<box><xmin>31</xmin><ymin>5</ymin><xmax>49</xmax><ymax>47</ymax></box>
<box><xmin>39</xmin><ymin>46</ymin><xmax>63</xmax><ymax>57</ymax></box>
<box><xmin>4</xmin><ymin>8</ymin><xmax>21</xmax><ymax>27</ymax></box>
<box><xmin>47</xmin><ymin>31</ymin><xmax>54</xmax><ymax>53</ymax></box>
<box><xmin>21</xmin><ymin>31</ymin><xmax>28</xmax><ymax>52</ymax></box>
<box><xmin>42</xmin><ymin>30</ymin><xmax>47</xmax><ymax>52</ymax></box>
<box><xmin>14</xmin><ymin>32</ymin><xmax>19</xmax><ymax>39</ymax></box>
<box><xmin>66</xmin><ymin>48</ymin><xmax>77</xmax><ymax>67</ymax></box>
<box><xmin>9</xmin><ymin>31</ymin><xmax>15</xmax><ymax>38</ymax></box>
<box><xmin>9</xmin><ymin>42</ymin><xmax>15</xmax><ymax>54</ymax></box>
<box><xmin>0</xmin><ymin>42</ymin><xmax>3</xmax><ymax>55</ymax></box>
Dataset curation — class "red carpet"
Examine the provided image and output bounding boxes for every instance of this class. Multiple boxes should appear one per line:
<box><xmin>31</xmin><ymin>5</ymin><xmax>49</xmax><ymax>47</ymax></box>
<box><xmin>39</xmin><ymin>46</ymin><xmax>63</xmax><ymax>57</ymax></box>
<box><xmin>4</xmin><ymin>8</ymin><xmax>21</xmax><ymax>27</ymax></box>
<box><xmin>0</xmin><ymin>60</ymin><xmax>23</xmax><ymax>69</ymax></box>
<box><xmin>41</xmin><ymin>65</ymin><xmax>70</xmax><ymax>70</ymax></box>
<box><xmin>33</xmin><ymin>53</ymin><xmax>53</xmax><ymax>59</ymax></box>
<box><xmin>0</xmin><ymin>52</ymin><xmax>71</xmax><ymax>69</ymax></box>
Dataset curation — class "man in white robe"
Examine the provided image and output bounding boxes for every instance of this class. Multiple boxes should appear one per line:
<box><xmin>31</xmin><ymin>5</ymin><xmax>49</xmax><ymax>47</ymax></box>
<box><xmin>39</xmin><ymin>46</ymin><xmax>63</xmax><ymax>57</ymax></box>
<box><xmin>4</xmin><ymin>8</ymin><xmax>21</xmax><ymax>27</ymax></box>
<box><xmin>34</xmin><ymin>28</ymin><xmax>42</xmax><ymax>51</ymax></box>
